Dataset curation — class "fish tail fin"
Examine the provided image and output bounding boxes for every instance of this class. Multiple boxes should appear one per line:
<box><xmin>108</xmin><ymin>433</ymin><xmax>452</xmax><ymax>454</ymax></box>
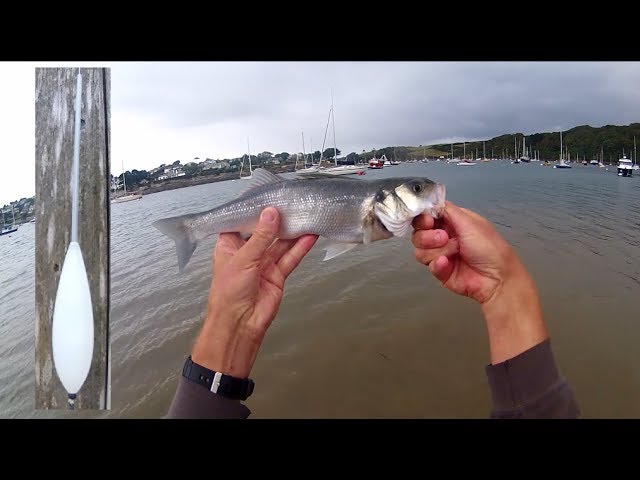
<box><xmin>152</xmin><ymin>216</ymin><xmax>198</xmax><ymax>273</ymax></box>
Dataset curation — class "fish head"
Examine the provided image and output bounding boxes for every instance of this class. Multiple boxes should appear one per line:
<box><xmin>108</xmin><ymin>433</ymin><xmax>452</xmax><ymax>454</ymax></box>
<box><xmin>397</xmin><ymin>178</ymin><xmax>446</xmax><ymax>219</ymax></box>
<box><xmin>373</xmin><ymin>178</ymin><xmax>446</xmax><ymax>238</ymax></box>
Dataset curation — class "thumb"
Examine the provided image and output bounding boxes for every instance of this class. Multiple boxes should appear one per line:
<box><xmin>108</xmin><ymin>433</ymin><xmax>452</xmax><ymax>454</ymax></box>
<box><xmin>238</xmin><ymin>207</ymin><xmax>280</xmax><ymax>266</ymax></box>
<box><xmin>443</xmin><ymin>201</ymin><xmax>476</xmax><ymax>233</ymax></box>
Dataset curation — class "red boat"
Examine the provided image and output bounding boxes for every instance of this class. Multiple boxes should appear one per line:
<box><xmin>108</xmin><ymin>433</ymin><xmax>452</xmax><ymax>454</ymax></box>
<box><xmin>368</xmin><ymin>158</ymin><xmax>384</xmax><ymax>169</ymax></box>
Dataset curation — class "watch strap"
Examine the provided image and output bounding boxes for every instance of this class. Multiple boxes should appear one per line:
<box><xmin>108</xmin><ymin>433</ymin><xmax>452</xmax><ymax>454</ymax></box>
<box><xmin>182</xmin><ymin>356</ymin><xmax>254</xmax><ymax>401</ymax></box>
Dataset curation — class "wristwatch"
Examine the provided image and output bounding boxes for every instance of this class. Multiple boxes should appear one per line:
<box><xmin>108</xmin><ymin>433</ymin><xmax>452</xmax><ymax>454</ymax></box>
<box><xmin>182</xmin><ymin>356</ymin><xmax>255</xmax><ymax>401</ymax></box>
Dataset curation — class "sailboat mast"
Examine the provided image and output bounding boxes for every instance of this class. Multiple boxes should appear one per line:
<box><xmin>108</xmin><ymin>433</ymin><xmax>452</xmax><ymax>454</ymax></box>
<box><xmin>320</xmin><ymin>104</ymin><xmax>332</xmax><ymax>167</ymax></box>
<box><xmin>560</xmin><ymin>131</ymin><xmax>563</xmax><ymax>160</ymax></box>
<box><xmin>634</xmin><ymin>135</ymin><xmax>637</xmax><ymax>166</ymax></box>
<box><xmin>121</xmin><ymin>157</ymin><xmax>127</xmax><ymax>195</ymax></box>
<box><xmin>331</xmin><ymin>91</ymin><xmax>337</xmax><ymax>166</ymax></box>
<box><xmin>247</xmin><ymin>138</ymin><xmax>252</xmax><ymax>174</ymax></box>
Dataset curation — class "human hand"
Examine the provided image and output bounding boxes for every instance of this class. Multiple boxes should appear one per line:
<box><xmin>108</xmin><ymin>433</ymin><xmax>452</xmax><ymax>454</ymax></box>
<box><xmin>191</xmin><ymin>207</ymin><xmax>318</xmax><ymax>378</ymax></box>
<box><xmin>412</xmin><ymin>201</ymin><xmax>547</xmax><ymax>364</ymax></box>
<box><xmin>412</xmin><ymin>201</ymin><xmax>519</xmax><ymax>305</ymax></box>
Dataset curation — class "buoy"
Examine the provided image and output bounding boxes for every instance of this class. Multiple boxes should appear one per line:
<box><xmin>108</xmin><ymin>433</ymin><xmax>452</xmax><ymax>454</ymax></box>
<box><xmin>51</xmin><ymin>69</ymin><xmax>94</xmax><ymax>410</ymax></box>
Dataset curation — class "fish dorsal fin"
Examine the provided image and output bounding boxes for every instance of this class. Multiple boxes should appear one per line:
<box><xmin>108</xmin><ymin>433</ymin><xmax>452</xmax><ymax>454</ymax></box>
<box><xmin>238</xmin><ymin>168</ymin><xmax>284</xmax><ymax>196</ymax></box>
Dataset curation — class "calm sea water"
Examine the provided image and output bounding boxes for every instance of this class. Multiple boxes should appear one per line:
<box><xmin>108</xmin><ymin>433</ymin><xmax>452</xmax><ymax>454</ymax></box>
<box><xmin>1</xmin><ymin>161</ymin><xmax>639</xmax><ymax>418</ymax></box>
<box><xmin>0</xmin><ymin>223</ymin><xmax>35</xmax><ymax>418</ymax></box>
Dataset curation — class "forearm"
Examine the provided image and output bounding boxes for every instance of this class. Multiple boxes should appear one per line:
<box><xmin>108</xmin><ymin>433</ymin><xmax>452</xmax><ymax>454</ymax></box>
<box><xmin>191</xmin><ymin>317</ymin><xmax>262</xmax><ymax>379</ymax></box>
<box><xmin>165</xmin><ymin>303</ymin><xmax>262</xmax><ymax>419</ymax></box>
<box><xmin>481</xmin><ymin>260</ymin><xmax>548</xmax><ymax>365</ymax></box>
<box><xmin>165</xmin><ymin>376</ymin><xmax>251</xmax><ymax>419</ymax></box>
<box><xmin>485</xmin><ymin>339</ymin><xmax>580</xmax><ymax>419</ymax></box>
<box><xmin>481</xmin><ymin>259</ymin><xmax>579</xmax><ymax>418</ymax></box>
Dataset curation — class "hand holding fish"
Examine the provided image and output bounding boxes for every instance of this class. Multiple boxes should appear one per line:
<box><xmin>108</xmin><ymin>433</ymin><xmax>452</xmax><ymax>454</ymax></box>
<box><xmin>191</xmin><ymin>207</ymin><xmax>318</xmax><ymax>379</ymax></box>
<box><xmin>412</xmin><ymin>201</ymin><xmax>519</xmax><ymax>304</ymax></box>
<box><xmin>412</xmin><ymin>201</ymin><xmax>548</xmax><ymax>364</ymax></box>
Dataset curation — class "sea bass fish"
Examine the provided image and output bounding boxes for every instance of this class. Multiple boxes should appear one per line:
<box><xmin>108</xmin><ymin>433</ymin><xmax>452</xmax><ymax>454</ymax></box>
<box><xmin>153</xmin><ymin>169</ymin><xmax>446</xmax><ymax>273</ymax></box>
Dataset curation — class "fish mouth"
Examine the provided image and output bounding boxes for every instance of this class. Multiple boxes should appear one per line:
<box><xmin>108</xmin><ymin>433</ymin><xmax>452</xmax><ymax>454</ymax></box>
<box><xmin>424</xmin><ymin>183</ymin><xmax>446</xmax><ymax>218</ymax></box>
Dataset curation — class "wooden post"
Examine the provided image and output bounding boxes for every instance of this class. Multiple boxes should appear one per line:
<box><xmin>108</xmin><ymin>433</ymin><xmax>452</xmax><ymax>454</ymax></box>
<box><xmin>35</xmin><ymin>68</ymin><xmax>111</xmax><ymax>409</ymax></box>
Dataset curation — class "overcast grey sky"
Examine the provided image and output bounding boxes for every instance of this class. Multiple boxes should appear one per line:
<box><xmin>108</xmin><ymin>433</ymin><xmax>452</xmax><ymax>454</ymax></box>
<box><xmin>0</xmin><ymin>63</ymin><xmax>35</xmax><ymax>207</ymax></box>
<box><xmin>111</xmin><ymin>62</ymin><xmax>640</xmax><ymax>174</ymax></box>
<box><xmin>1</xmin><ymin>61</ymin><xmax>640</xmax><ymax>206</ymax></box>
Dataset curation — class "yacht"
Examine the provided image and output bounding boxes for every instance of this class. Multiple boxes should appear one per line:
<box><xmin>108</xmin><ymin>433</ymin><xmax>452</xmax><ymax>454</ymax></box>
<box><xmin>617</xmin><ymin>156</ymin><xmax>633</xmax><ymax>177</ymax></box>
<box><xmin>112</xmin><ymin>157</ymin><xmax>143</xmax><ymax>203</ymax></box>
<box><xmin>368</xmin><ymin>157</ymin><xmax>384</xmax><ymax>169</ymax></box>
<box><xmin>240</xmin><ymin>138</ymin><xmax>253</xmax><ymax>180</ymax></box>
<box><xmin>321</xmin><ymin>164</ymin><xmax>367</xmax><ymax>176</ymax></box>
<box><xmin>519</xmin><ymin>135</ymin><xmax>531</xmax><ymax>162</ymax></box>
<box><xmin>0</xmin><ymin>204</ymin><xmax>19</xmax><ymax>236</ymax></box>
<box><xmin>554</xmin><ymin>131</ymin><xmax>572</xmax><ymax>169</ymax></box>
<box><xmin>0</xmin><ymin>224</ymin><xmax>18</xmax><ymax>235</ymax></box>
<box><xmin>298</xmin><ymin>93</ymin><xmax>366</xmax><ymax>177</ymax></box>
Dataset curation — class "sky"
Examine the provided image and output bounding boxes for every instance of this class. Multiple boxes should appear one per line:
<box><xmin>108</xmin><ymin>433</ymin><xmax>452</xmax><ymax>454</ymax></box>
<box><xmin>2</xmin><ymin>61</ymin><xmax>640</xmax><ymax>206</ymax></box>
<box><xmin>0</xmin><ymin>63</ymin><xmax>36</xmax><ymax>207</ymax></box>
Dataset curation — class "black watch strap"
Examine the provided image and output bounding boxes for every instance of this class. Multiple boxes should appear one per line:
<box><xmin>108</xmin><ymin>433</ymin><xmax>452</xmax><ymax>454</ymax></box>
<box><xmin>182</xmin><ymin>356</ymin><xmax>255</xmax><ymax>401</ymax></box>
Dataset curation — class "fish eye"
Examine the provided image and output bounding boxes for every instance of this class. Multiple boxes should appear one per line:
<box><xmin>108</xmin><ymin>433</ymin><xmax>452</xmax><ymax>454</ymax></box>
<box><xmin>412</xmin><ymin>183</ymin><xmax>422</xmax><ymax>193</ymax></box>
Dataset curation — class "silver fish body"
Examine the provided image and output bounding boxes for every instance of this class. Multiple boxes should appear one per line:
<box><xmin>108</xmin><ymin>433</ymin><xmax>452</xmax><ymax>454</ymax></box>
<box><xmin>153</xmin><ymin>169</ymin><xmax>446</xmax><ymax>272</ymax></box>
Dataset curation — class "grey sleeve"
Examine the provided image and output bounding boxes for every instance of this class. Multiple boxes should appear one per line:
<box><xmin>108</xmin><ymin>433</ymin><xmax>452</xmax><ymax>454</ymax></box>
<box><xmin>165</xmin><ymin>376</ymin><xmax>252</xmax><ymax>419</ymax></box>
<box><xmin>485</xmin><ymin>339</ymin><xmax>581</xmax><ymax>419</ymax></box>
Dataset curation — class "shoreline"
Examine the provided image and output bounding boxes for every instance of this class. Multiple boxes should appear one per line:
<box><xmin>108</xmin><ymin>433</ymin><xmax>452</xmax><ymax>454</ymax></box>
<box><xmin>113</xmin><ymin>165</ymin><xmax>297</xmax><ymax>199</ymax></box>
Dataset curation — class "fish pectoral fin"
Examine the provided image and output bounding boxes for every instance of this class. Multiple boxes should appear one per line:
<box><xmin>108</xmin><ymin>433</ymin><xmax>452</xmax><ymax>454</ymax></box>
<box><xmin>323</xmin><ymin>242</ymin><xmax>359</xmax><ymax>261</ymax></box>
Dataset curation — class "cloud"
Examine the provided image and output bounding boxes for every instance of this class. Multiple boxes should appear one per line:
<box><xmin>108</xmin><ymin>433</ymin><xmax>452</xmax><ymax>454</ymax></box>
<box><xmin>111</xmin><ymin>61</ymin><xmax>640</xmax><ymax>174</ymax></box>
<box><xmin>1</xmin><ymin>61</ymin><xmax>639</xmax><ymax>205</ymax></box>
<box><xmin>0</xmin><ymin>63</ymin><xmax>35</xmax><ymax>206</ymax></box>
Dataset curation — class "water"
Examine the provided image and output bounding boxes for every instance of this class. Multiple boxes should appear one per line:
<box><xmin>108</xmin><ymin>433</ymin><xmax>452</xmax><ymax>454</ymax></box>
<box><xmin>1</xmin><ymin>162</ymin><xmax>639</xmax><ymax>418</ymax></box>
<box><xmin>0</xmin><ymin>224</ymin><xmax>35</xmax><ymax>418</ymax></box>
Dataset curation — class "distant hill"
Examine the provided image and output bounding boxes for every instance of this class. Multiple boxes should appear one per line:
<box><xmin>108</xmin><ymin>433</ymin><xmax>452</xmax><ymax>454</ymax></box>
<box><xmin>358</xmin><ymin>123</ymin><xmax>640</xmax><ymax>162</ymax></box>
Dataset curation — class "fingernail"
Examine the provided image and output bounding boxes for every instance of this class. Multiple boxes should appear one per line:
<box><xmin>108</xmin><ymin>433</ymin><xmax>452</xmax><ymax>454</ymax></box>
<box><xmin>434</xmin><ymin>231</ymin><xmax>441</xmax><ymax>243</ymax></box>
<box><xmin>261</xmin><ymin>209</ymin><xmax>276</xmax><ymax>223</ymax></box>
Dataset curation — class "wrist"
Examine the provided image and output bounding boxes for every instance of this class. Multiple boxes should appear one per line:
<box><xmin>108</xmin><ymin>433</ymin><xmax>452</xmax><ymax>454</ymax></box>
<box><xmin>191</xmin><ymin>314</ymin><xmax>264</xmax><ymax>379</ymax></box>
<box><xmin>481</xmin><ymin>259</ymin><xmax>548</xmax><ymax>365</ymax></box>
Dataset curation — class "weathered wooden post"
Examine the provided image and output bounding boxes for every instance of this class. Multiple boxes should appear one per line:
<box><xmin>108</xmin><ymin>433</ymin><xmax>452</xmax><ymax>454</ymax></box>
<box><xmin>35</xmin><ymin>67</ymin><xmax>110</xmax><ymax>409</ymax></box>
